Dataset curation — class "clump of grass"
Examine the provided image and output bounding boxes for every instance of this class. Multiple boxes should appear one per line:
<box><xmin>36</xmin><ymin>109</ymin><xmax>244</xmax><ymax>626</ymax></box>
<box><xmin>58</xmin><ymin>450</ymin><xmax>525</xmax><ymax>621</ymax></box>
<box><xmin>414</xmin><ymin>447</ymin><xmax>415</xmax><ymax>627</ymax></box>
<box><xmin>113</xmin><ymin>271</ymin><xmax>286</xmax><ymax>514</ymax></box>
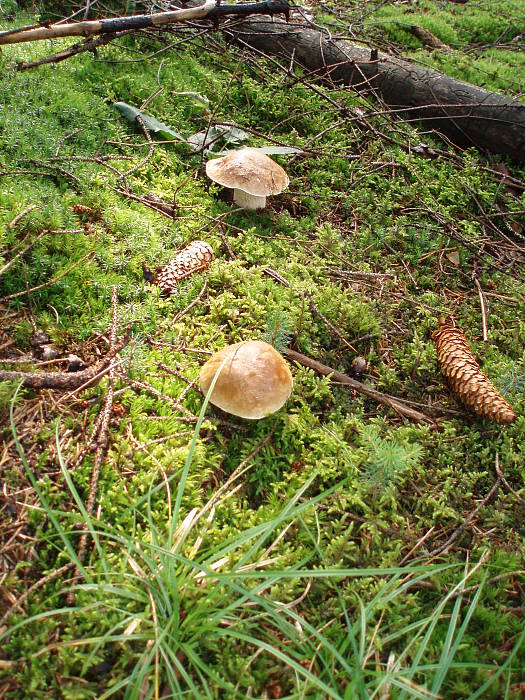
<box><xmin>5</xmin><ymin>385</ymin><xmax>524</xmax><ymax>698</ymax></box>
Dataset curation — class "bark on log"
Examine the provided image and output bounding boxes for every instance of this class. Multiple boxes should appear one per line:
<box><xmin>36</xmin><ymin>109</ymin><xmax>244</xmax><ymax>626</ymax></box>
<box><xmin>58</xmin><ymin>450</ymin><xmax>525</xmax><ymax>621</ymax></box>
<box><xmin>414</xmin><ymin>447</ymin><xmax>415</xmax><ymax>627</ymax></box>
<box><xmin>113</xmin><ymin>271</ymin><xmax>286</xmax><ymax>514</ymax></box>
<box><xmin>225</xmin><ymin>18</ymin><xmax>525</xmax><ymax>162</ymax></box>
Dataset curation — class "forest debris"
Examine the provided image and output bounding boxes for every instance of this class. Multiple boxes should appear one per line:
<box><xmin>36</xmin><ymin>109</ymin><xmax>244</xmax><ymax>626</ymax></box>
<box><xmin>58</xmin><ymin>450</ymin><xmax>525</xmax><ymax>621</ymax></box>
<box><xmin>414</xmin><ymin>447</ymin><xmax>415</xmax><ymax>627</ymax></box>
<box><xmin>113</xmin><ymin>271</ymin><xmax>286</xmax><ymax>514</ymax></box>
<box><xmin>0</xmin><ymin>337</ymin><xmax>128</xmax><ymax>391</ymax></box>
<box><xmin>73</xmin><ymin>286</ymin><xmax>119</xmax><ymax>582</ymax></box>
<box><xmin>410</xmin><ymin>25</ymin><xmax>452</xmax><ymax>51</ymax></box>
<box><xmin>8</xmin><ymin>205</ymin><xmax>38</xmax><ymax>229</ymax></box>
<box><xmin>0</xmin><ymin>250</ymin><xmax>94</xmax><ymax>302</ymax></box>
<box><xmin>226</xmin><ymin>17</ymin><xmax>525</xmax><ymax>162</ymax></box>
<box><xmin>428</xmin><ymin>459</ymin><xmax>502</xmax><ymax>557</ymax></box>
<box><xmin>143</xmin><ymin>241</ymin><xmax>215</xmax><ymax>294</ymax></box>
<box><xmin>0</xmin><ymin>0</ymin><xmax>291</xmax><ymax>46</ymax></box>
<box><xmin>282</xmin><ymin>348</ymin><xmax>435</xmax><ymax>425</ymax></box>
<box><xmin>432</xmin><ymin>322</ymin><xmax>516</xmax><ymax>424</ymax></box>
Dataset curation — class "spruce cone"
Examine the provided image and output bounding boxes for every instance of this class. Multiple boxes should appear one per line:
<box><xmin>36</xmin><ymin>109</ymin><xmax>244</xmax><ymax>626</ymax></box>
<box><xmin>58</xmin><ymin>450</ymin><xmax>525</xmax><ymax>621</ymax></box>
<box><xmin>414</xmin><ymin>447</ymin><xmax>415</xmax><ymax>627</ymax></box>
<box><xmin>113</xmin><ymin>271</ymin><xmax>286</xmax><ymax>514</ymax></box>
<box><xmin>144</xmin><ymin>240</ymin><xmax>215</xmax><ymax>294</ymax></box>
<box><xmin>432</xmin><ymin>323</ymin><xmax>516</xmax><ymax>424</ymax></box>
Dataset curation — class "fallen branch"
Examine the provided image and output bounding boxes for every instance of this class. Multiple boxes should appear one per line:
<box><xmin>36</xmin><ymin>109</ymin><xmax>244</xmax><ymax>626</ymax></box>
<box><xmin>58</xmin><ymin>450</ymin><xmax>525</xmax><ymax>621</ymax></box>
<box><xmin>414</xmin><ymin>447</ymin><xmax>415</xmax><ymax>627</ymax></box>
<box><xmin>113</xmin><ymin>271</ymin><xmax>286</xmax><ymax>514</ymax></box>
<box><xmin>226</xmin><ymin>17</ymin><xmax>525</xmax><ymax>162</ymax></box>
<box><xmin>0</xmin><ymin>0</ymin><xmax>290</xmax><ymax>46</ymax></box>
<box><xmin>282</xmin><ymin>348</ymin><xmax>435</xmax><ymax>425</ymax></box>
<box><xmin>0</xmin><ymin>336</ymin><xmax>128</xmax><ymax>391</ymax></box>
<box><xmin>16</xmin><ymin>31</ymin><xmax>130</xmax><ymax>71</ymax></box>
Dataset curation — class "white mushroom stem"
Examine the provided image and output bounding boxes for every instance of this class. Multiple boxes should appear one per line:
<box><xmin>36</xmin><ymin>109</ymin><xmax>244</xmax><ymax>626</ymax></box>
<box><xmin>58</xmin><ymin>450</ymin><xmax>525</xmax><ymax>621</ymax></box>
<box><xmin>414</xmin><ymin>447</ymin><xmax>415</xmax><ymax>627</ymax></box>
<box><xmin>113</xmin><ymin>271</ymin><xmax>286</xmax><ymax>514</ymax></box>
<box><xmin>233</xmin><ymin>189</ymin><xmax>267</xmax><ymax>210</ymax></box>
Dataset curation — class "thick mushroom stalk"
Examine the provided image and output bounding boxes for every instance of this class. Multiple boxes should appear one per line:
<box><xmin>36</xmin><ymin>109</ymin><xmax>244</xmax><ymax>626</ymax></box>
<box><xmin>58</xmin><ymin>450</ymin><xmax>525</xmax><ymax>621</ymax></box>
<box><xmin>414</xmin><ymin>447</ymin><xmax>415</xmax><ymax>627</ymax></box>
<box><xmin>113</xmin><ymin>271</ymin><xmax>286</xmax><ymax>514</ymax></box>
<box><xmin>206</xmin><ymin>148</ymin><xmax>289</xmax><ymax>210</ymax></box>
<box><xmin>233</xmin><ymin>189</ymin><xmax>266</xmax><ymax>210</ymax></box>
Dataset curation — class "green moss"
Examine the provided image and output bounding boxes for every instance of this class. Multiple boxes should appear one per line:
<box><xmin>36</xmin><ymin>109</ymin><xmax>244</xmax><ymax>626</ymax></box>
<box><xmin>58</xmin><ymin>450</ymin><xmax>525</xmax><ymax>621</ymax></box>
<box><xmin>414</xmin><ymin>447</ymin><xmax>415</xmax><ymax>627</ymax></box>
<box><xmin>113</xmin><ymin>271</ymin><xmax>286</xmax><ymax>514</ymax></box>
<box><xmin>1</xmin><ymin>2</ymin><xmax>525</xmax><ymax>697</ymax></box>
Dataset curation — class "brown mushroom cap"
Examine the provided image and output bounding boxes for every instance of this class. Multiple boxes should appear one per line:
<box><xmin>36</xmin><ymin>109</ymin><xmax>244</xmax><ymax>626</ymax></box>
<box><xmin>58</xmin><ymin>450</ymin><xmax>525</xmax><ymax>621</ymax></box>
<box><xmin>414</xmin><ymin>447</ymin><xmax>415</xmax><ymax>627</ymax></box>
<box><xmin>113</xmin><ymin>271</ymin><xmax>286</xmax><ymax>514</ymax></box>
<box><xmin>200</xmin><ymin>340</ymin><xmax>293</xmax><ymax>419</ymax></box>
<box><xmin>205</xmin><ymin>148</ymin><xmax>289</xmax><ymax>197</ymax></box>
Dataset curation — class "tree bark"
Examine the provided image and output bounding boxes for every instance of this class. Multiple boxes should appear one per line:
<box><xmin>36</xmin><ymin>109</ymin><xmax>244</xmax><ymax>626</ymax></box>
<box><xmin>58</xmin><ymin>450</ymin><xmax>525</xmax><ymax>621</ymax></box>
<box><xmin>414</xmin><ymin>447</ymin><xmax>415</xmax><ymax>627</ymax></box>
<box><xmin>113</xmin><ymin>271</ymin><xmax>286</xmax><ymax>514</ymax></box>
<box><xmin>0</xmin><ymin>0</ymin><xmax>289</xmax><ymax>45</ymax></box>
<box><xmin>225</xmin><ymin>18</ymin><xmax>525</xmax><ymax>162</ymax></box>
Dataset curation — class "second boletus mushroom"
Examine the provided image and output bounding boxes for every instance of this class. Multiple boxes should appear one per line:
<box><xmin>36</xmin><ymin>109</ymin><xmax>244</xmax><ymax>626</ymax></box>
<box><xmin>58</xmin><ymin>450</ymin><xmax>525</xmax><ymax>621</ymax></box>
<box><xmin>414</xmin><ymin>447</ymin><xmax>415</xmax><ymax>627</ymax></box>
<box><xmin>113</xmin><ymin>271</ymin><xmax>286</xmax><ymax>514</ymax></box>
<box><xmin>200</xmin><ymin>340</ymin><xmax>293</xmax><ymax>419</ymax></box>
<box><xmin>205</xmin><ymin>148</ymin><xmax>289</xmax><ymax>210</ymax></box>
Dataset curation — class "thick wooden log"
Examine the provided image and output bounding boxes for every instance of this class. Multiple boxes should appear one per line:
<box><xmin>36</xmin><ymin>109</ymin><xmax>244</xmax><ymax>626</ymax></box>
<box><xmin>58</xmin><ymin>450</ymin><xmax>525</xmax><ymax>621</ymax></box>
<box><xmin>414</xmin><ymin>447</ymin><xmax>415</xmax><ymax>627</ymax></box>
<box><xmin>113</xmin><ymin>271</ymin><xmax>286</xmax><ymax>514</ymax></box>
<box><xmin>226</xmin><ymin>18</ymin><xmax>525</xmax><ymax>162</ymax></box>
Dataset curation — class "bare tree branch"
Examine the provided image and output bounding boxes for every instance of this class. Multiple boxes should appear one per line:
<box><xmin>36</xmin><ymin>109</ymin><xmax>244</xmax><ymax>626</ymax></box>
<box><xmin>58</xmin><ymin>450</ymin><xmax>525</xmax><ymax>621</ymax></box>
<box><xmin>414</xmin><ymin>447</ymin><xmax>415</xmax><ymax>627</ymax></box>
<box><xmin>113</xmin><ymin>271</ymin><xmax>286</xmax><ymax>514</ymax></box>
<box><xmin>0</xmin><ymin>0</ymin><xmax>290</xmax><ymax>46</ymax></box>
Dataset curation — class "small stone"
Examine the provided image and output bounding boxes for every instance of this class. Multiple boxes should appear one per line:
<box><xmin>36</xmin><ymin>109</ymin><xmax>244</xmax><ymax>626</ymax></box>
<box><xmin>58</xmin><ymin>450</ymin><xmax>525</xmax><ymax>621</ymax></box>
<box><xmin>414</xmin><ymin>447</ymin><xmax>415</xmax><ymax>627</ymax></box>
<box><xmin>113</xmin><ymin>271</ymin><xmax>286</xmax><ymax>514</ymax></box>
<box><xmin>67</xmin><ymin>354</ymin><xmax>84</xmax><ymax>372</ymax></box>
<box><xmin>41</xmin><ymin>345</ymin><xmax>58</xmax><ymax>362</ymax></box>
<box><xmin>4</xmin><ymin>502</ymin><xmax>17</xmax><ymax>517</ymax></box>
<box><xmin>31</xmin><ymin>330</ymin><xmax>49</xmax><ymax>347</ymax></box>
<box><xmin>351</xmin><ymin>356</ymin><xmax>367</xmax><ymax>376</ymax></box>
<box><xmin>267</xmin><ymin>682</ymin><xmax>283</xmax><ymax>699</ymax></box>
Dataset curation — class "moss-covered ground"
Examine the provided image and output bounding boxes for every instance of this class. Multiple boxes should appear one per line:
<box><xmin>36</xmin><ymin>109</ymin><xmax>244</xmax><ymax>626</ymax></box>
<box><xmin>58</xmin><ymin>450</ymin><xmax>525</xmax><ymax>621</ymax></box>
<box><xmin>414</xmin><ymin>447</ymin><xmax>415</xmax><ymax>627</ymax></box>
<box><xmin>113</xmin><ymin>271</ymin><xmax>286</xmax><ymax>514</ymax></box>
<box><xmin>1</xmin><ymin>0</ymin><xmax>524</xmax><ymax>697</ymax></box>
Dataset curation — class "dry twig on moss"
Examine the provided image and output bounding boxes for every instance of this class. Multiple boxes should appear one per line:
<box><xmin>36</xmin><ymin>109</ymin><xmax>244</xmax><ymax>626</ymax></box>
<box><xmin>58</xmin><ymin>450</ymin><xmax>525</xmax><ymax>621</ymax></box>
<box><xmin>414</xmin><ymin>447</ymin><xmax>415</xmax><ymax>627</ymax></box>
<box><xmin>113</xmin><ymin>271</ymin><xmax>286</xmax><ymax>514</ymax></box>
<box><xmin>282</xmin><ymin>348</ymin><xmax>435</xmax><ymax>425</ymax></box>
<box><xmin>225</xmin><ymin>16</ymin><xmax>525</xmax><ymax>162</ymax></box>
<box><xmin>0</xmin><ymin>337</ymin><xmax>128</xmax><ymax>391</ymax></box>
<box><xmin>427</xmin><ymin>456</ymin><xmax>503</xmax><ymax>557</ymax></box>
<box><xmin>67</xmin><ymin>286</ymin><xmax>119</xmax><ymax>602</ymax></box>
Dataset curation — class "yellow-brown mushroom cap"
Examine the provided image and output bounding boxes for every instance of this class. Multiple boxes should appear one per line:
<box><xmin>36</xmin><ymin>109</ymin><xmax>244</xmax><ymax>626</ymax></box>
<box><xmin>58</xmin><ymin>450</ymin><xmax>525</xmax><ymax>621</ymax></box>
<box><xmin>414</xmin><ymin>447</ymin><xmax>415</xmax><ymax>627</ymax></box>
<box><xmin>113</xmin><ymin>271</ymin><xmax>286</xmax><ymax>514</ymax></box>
<box><xmin>205</xmin><ymin>148</ymin><xmax>289</xmax><ymax>197</ymax></box>
<box><xmin>199</xmin><ymin>340</ymin><xmax>293</xmax><ymax>419</ymax></box>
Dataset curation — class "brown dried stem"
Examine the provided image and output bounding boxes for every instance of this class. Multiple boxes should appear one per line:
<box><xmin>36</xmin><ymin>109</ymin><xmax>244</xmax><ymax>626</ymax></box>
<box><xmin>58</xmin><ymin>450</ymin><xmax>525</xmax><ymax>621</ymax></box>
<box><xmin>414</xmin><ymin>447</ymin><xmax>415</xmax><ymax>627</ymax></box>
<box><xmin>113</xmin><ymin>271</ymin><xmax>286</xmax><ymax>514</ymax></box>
<box><xmin>68</xmin><ymin>286</ymin><xmax>119</xmax><ymax>601</ymax></box>
<box><xmin>0</xmin><ymin>336</ymin><xmax>128</xmax><ymax>391</ymax></box>
<box><xmin>282</xmin><ymin>348</ymin><xmax>435</xmax><ymax>425</ymax></box>
<box><xmin>428</xmin><ymin>456</ymin><xmax>503</xmax><ymax>558</ymax></box>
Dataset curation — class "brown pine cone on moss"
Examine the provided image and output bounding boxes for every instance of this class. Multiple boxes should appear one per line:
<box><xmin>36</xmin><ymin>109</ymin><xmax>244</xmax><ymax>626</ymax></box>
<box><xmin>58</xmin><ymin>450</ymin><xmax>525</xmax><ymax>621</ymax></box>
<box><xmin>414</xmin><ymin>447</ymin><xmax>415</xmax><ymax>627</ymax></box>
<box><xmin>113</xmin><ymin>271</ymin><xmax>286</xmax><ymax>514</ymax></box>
<box><xmin>142</xmin><ymin>240</ymin><xmax>215</xmax><ymax>294</ymax></box>
<box><xmin>432</xmin><ymin>322</ymin><xmax>516</xmax><ymax>424</ymax></box>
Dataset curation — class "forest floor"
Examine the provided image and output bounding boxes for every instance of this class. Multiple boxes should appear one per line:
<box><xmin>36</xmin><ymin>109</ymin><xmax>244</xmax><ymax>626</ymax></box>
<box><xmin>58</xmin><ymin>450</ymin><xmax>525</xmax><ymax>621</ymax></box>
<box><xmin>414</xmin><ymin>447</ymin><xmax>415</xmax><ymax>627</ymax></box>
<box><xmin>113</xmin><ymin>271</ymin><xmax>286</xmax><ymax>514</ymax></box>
<box><xmin>1</xmin><ymin>1</ymin><xmax>524</xmax><ymax>698</ymax></box>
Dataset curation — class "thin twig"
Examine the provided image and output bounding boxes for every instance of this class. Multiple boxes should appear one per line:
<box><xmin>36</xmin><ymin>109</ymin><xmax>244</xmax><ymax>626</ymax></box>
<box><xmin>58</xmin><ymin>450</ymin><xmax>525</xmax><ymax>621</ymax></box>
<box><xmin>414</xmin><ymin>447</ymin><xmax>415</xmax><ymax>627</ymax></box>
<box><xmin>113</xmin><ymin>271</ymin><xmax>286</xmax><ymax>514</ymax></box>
<box><xmin>68</xmin><ymin>287</ymin><xmax>119</xmax><ymax>602</ymax></box>
<box><xmin>473</xmin><ymin>277</ymin><xmax>489</xmax><ymax>342</ymax></box>
<box><xmin>283</xmin><ymin>348</ymin><xmax>435</xmax><ymax>425</ymax></box>
<box><xmin>0</xmin><ymin>250</ymin><xmax>94</xmax><ymax>302</ymax></box>
<box><xmin>16</xmin><ymin>32</ymin><xmax>128</xmax><ymax>71</ymax></box>
<box><xmin>399</xmin><ymin>527</ymin><xmax>436</xmax><ymax>565</ymax></box>
<box><xmin>0</xmin><ymin>231</ymin><xmax>47</xmax><ymax>278</ymax></box>
<box><xmin>495</xmin><ymin>451</ymin><xmax>525</xmax><ymax>506</ymax></box>
<box><xmin>0</xmin><ymin>563</ymin><xmax>75</xmax><ymax>628</ymax></box>
<box><xmin>118</xmin><ymin>115</ymin><xmax>155</xmax><ymax>182</ymax></box>
<box><xmin>448</xmin><ymin>570</ymin><xmax>525</xmax><ymax>601</ymax></box>
<box><xmin>428</xmin><ymin>456</ymin><xmax>502</xmax><ymax>558</ymax></box>
<box><xmin>8</xmin><ymin>205</ymin><xmax>38</xmax><ymax>229</ymax></box>
<box><xmin>305</xmin><ymin>291</ymin><xmax>357</xmax><ymax>352</ymax></box>
<box><xmin>172</xmin><ymin>279</ymin><xmax>208</xmax><ymax>324</ymax></box>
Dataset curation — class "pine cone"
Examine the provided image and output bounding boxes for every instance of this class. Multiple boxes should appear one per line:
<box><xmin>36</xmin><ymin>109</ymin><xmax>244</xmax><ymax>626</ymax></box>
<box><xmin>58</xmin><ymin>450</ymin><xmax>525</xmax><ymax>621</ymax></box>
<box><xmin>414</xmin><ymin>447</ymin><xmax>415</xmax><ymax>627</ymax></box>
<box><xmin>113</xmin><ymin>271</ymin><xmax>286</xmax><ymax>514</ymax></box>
<box><xmin>72</xmin><ymin>204</ymin><xmax>103</xmax><ymax>222</ymax></box>
<box><xmin>146</xmin><ymin>240</ymin><xmax>215</xmax><ymax>294</ymax></box>
<box><xmin>432</xmin><ymin>323</ymin><xmax>516</xmax><ymax>424</ymax></box>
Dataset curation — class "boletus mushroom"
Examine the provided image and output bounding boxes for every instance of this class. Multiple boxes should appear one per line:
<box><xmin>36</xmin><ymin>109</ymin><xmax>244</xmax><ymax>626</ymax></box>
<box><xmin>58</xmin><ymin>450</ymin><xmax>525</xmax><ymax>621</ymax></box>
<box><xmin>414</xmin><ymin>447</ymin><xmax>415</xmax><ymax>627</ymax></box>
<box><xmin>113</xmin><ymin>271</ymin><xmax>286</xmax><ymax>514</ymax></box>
<box><xmin>199</xmin><ymin>340</ymin><xmax>293</xmax><ymax>419</ymax></box>
<box><xmin>205</xmin><ymin>148</ymin><xmax>289</xmax><ymax>210</ymax></box>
